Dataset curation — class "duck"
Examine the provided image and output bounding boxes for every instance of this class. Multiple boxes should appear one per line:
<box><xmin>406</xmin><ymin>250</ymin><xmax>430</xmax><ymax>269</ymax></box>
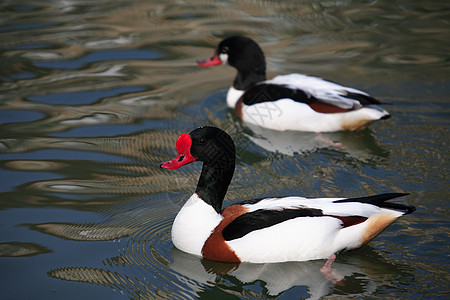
<box><xmin>160</xmin><ymin>126</ymin><xmax>415</xmax><ymax>265</ymax></box>
<box><xmin>197</xmin><ymin>36</ymin><xmax>391</xmax><ymax>132</ymax></box>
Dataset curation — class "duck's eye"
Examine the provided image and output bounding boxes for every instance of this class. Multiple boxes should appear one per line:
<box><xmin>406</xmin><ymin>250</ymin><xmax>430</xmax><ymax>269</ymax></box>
<box><xmin>178</xmin><ymin>154</ymin><xmax>185</xmax><ymax>162</ymax></box>
<box><xmin>221</xmin><ymin>46</ymin><xmax>229</xmax><ymax>54</ymax></box>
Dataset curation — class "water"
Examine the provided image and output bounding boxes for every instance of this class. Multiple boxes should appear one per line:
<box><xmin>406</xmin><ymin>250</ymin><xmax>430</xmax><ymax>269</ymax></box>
<box><xmin>0</xmin><ymin>0</ymin><xmax>449</xmax><ymax>299</ymax></box>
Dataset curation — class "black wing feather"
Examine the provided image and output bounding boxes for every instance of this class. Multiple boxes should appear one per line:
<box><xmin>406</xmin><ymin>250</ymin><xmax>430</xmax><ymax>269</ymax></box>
<box><xmin>242</xmin><ymin>83</ymin><xmax>388</xmax><ymax>108</ymax></box>
<box><xmin>223</xmin><ymin>193</ymin><xmax>414</xmax><ymax>241</ymax></box>
<box><xmin>222</xmin><ymin>208</ymin><xmax>323</xmax><ymax>241</ymax></box>
<box><xmin>242</xmin><ymin>84</ymin><xmax>315</xmax><ymax>106</ymax></box>
<box><xmin>334</xmin><ymin>193</ymin><xmax>415</xmax><ymax>214</ymax></box>
<box><xmin>344</xmin><ymin>91</ymin><xmax>389</xmax><ymax>105</ymax></box>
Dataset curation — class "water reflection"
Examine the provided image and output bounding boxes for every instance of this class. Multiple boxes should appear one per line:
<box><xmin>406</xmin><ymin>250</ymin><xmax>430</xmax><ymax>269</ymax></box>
<box><xmin>170</xmin><ymin>249</ymin><xmax>364</xmax><ymax>298</ymax></box>
<box><xmin>243</xmin><ymin>122</ymin><xmax>389</xmax><ymax>160</ymax></box>
<box><xmin>47</xmin><ymin>237</ymin><xmax>414</xmax><ymax>299</ymax></box>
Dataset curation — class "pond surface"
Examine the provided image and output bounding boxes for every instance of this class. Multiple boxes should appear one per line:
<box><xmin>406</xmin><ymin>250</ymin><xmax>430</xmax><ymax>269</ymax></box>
<box><xmin>1</xmin><ymin>0</ymin><xmax>449</xmax><ymax>299</ymax></box>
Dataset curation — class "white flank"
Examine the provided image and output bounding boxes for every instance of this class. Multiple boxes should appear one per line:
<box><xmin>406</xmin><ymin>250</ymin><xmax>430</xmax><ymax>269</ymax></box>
<box><xmin>228</xmin><ymin>216</ymin><xmax>341</xmax><ymax>262</ymax></box>
<box><xmin>171</xmin><ymin>193</ymin><xmax>222</xmax><ymax>257</ymax></box>
<box><xmin>242</xmin><ymin>99</ymin><xmax>388</xmax><ymax>132</ymax></box>
<box><xmin>226</xmin><ymin>86</ymin><xmax>245</xmax><ymax>108</ymax></box>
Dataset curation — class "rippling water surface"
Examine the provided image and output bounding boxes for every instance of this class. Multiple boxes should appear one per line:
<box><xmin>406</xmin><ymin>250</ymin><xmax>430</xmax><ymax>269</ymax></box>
<box><xmin>1</xmin><ymin>0</ymin><xmax>449</xmax><ymax>299</ymax></box>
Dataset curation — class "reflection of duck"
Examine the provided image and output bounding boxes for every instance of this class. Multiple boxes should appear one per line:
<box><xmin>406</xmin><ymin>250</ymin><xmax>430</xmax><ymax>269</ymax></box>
<box><xmin>160</xmin><ymin>126</ymin><xmax>414</xmax><ymax>267</ymax></box>
<box><xmin>47</xmin><ymin>244</ymin><xmax>412</xmax><ymax>299</ymax></box>
<box><xmin>198</xmin><ymin>36</ymin><xmax>390</xmax><ymax>132</ymax></box>
<box><xmin>170</xmin><ymin>247</ymin><xmax>375</xmax><ymax>298</ymax></box>
<box><xmin>244</xmin><ymin>122</ymin><xmax>389</xmax><ymax>158</ymax></box>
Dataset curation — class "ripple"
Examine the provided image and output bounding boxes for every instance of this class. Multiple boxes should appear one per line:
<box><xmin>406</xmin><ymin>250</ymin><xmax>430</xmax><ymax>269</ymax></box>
<box><xmin>30</xmin><ymin>223</ymin><xmax>136</xmax><ymax>241</ymax></box>
<box><xmin>84</xmin><ymin>36</ymin><xmax>135</xmax><ymax>49</ymax></box>
<box><xmin>4</xmin><ymin>160</ymin><xmax>64</xmax><ymax>171</ymax></box>
<box><xmin>33</xmin><ymin>49</ymin><xmax>164</xmax><ymax>70</ymax></box>
<box><xmin>121</xmin><ymin>219</ymin><xmax>172</xmax><ymax>268</ymax></box>
<box><xmin>384</xmin><ymin>54</ymin><xmax>444</xmax><ymax>65</ymax></box>
<box><xmin>21</xmin><ymin>51</ymin><xmax>64</xmax><ymax>61</ymax></box>
<box><xmin>0</xmin><ymin>241</ymin><xmax>51</xmax><ymax>257</ymax></box>
<box><xmin>28</xmin><ymin>86</ymin><xmax>146</xmax><ymax>105</ymax></box>
<box><xmin>49</xmin><ymin>266</ymin><xmax>123</xmax><ymax>286</ymax></box>
<box><xmin>60</xmin><ymin>113</ymin><xmax>116</xmax><ymax>125</ymax></box>
<box><xmin>29</xmin><ymin>172</ymin><xmax>194</xmax><ymax>195</ymax></box>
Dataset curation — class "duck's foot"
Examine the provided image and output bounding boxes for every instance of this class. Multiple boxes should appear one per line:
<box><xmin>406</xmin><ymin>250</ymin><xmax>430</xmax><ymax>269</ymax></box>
<box><xmin>314</xmin><ymin>134</ymin><xmax>344</xmax><ymax>149</ymax></box>
<box><xmin>320</xmin><ymin>254</ymin><xmax>344</xmax><ymax>285</ymax></box>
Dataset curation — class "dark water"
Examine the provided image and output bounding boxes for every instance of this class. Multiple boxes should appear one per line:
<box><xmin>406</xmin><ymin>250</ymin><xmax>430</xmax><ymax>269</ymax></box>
<box><xmin>1</xmin><ymin>1</ymin><xmax>449</xmax><ymax>299</ymax></box>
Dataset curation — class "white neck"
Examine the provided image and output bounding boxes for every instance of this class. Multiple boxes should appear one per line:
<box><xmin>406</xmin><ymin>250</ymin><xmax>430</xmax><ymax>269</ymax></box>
<box><xmin>226</xmin><ymin>87</ymin><xmax>245</xmax><ymax>108</ymax></box>
<box><xmin>171</xmin><ymin>193</ymin><xmax>223</xmax><ymax>256</ymax></box>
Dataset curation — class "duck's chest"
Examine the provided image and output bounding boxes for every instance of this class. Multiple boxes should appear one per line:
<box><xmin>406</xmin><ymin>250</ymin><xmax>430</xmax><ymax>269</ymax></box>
<box><xmin>171</xmin><ymin>194</ymin><xmax>222</xmax><ymax>256</ymax></box>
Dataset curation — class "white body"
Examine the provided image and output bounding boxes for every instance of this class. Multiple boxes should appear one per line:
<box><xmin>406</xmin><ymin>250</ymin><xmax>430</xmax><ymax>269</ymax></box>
<box><xmin>226</xmin><ymin>74</ymin><xmax>390</xmax><ymax>132</ymax></box>
<box><xmin>172</xmin><ymin>193</ymin><xmax>405</xmax><ymax>263</ymax></box>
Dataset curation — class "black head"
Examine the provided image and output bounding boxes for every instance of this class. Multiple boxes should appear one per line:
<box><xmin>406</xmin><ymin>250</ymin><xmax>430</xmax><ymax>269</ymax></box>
<box><xmin>217</xmin><ymin>36</ymin><xmax>266</xmax><ymax>75</ymax></box>
<box><xmin>189</xmin><ymin>126</ymin><xmax>235</xmax><ymax>165</ymax></box>
<box><xmin>197</xmin><ymin>36</ymin><xmax>267</xmax><ymax>90</ymax></box>
<box><xmin>160</xmin><ymin>126</ymin><xmax>236</xmax><ymax>213</ymax></box>
<box><xmin>160</xmin><ymin>126</ymin><xmax>235</xmax><ymax>170</ymax></box>
<box><xmin>189</xmin><ymin>127</ymin><xmax>235</xmax><ymax>213</ymax></box>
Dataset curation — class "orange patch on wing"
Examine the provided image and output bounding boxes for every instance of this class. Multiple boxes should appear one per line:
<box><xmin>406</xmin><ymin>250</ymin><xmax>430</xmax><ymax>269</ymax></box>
<box><xmin>309</xmin><ymin>102</ymin><xmax>350</xmax><ymax>113</ymax></box>
<box><xmin>201</xmin><ymin>205</ymin><xmax>249</xmax><ymax>263</ymax></box>
<box><xmin>334</xmin><ymin>216</ymin><xmax>367</xmax><ymax>228</ymax></box>
<box><xmin>361</xmin><ymin>213</ymin><xmax>397</xmax><ymax>245</ymax></box>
